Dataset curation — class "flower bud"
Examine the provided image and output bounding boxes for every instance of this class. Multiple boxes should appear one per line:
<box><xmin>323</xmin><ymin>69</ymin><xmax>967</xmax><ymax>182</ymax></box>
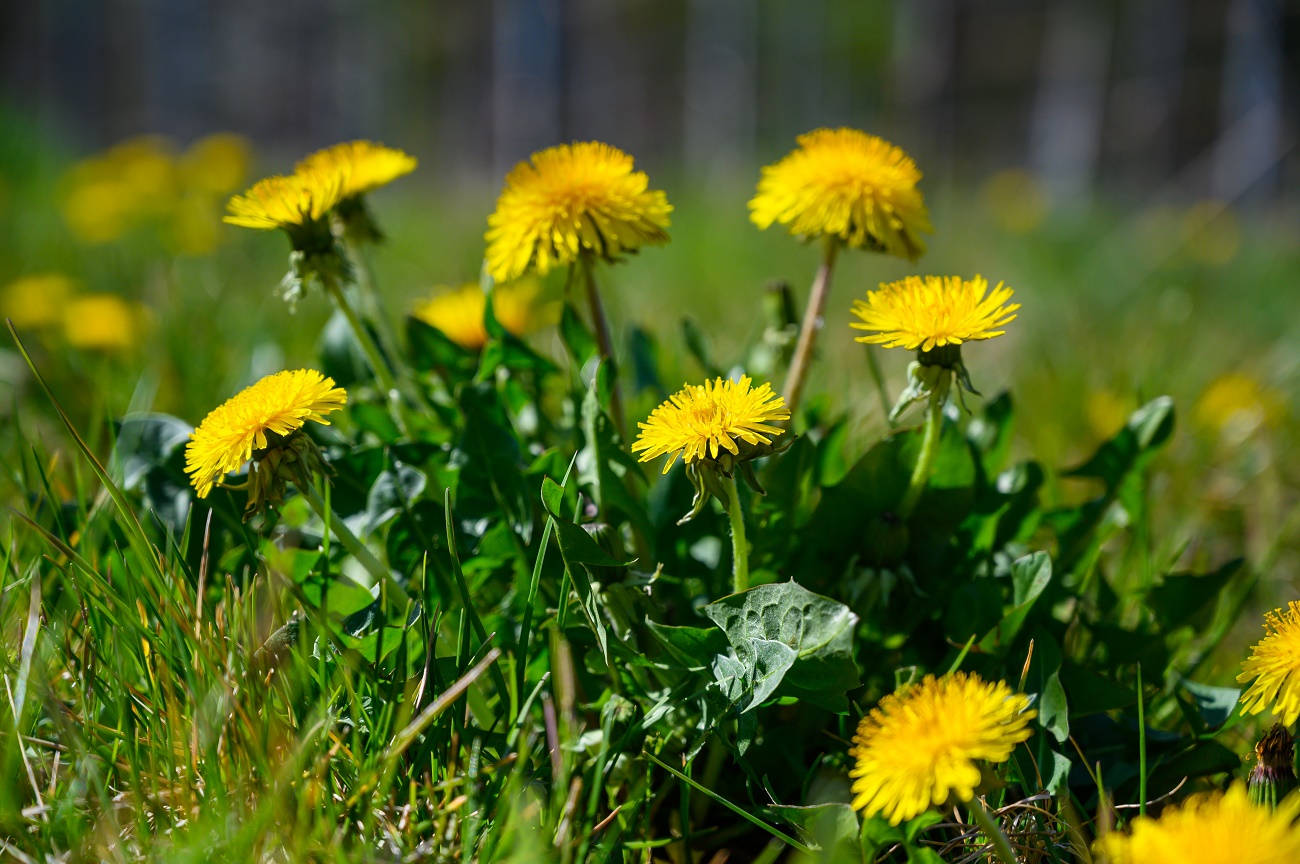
<box><xmin>1248</xmin><ymin>725</ymin><xmax>1297</xmax><ymax>811</ymax></box>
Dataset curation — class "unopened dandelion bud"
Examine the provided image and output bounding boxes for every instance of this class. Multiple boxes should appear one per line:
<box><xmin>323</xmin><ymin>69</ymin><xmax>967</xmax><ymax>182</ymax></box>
<box><xmin>1249</xmin><ymin>725</ymin><xmax>1297</xmax><ymax>811</ymax></box>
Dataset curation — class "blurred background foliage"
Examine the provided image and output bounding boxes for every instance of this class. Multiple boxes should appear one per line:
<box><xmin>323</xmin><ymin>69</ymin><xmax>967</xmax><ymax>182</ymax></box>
<box><xmin>0</xmin><ymin>0</ymin><xmax>1297</xmax><ymax>684</ymax></box>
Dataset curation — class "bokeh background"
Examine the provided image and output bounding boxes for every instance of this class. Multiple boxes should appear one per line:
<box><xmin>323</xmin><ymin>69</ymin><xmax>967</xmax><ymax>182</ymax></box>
<box><xmin>1</xmin><ymin>0</ymin><xmax>1298</xmax><ymax>664</ymax></box>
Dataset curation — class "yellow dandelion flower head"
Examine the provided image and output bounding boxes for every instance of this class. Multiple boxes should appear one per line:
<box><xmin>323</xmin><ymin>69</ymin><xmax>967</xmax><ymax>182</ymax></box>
<box><xmin>181</xmin><ymin>133</ymin><xmax>253</xmax><ymax>195</ymax></box>
<box><xmin>184</xmin><ymin>370</ymin><xmax>347</xmax><ymax>498</ymax></box>
<box><xmin>749</xmin><ymin>128</ymin><xmax>933</xmax><ymax>260</ymax></box>
<box><xmin>296</xmin><ymin>140</ymin><xmax>417</xmax><ymax>199</ymax></box>
<box><xmin>3</xmin><ymin>273</ymin><xmax>77</xmax><ymax>328</ymax></box>
<box><xmin>849</xmin><ymin>672</ymin><xmax>1035</xmax><ymax>826</ymax></box>
<box><xmin>1238</xmin><ymin>601</ymin><xmax>1300</xmax><ymax>726</ymax></box>
<box><xmin>485</xmin><ymin>141</ymin><xmax>672</xmax><ymax>282</ymax></box>
<box><xmin>224</xmin><ymin>170</ymin><xmax>345</xmax><ymax>232</ymax></box>
<box><xmin>1095</xmin><ymin>783</ymin><xmax>1300</xmax><ymax>864</ymax></box>
<box><xmin>64</xmin><ymin>294</ymin><xmax>146</xmax><ymax>351</ymax></box>
<box><xmin>412</xmin><ymin>278</ymin><xmax>555</xmax><ymax>351</ymax></box>
<box><xmin>1194</xmin><ymin>372</ymin><xmax>1284</xmax><ymax>436</ymax></box>
<box><xmin>850</xmin><ymin>275</ymin><xmax>1020</xmax><ymax>352</ymax></box>
<box><xmin>631</xmin><ymin>376</ymin><xmax>790</xmax><ymax>474</ymax></box>
<box><xmin>413</xmin><ymin>284</ymin><xmax>490</xmax><ymax>351</ymax></box>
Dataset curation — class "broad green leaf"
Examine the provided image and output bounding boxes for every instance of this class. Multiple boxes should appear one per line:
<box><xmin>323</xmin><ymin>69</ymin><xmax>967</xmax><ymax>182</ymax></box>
<box><xmin>711</xmin><ymin>638</ymin><xmax>798</xmax><ymax>713</ymax></box>
<box><xmin>703</xmin><ymin>580</ymin><xmax>860</xmax><ymax>712</ymax></box>
<box><xmin>1145</xmin><ymin>558</ymin><xmax>1243</xmax><ymax>630</ymax></box>
<box><xmin>977</xmin><ymin>552</ymin><xmax>1052</xmax><ymax>653</ymax></box>
<box><xmin>769</xmin><ymin>802</ymin><xmax>859</xmax><ymax>856</ymax></box>
<box><xmin>644</xmin><ymin>620</ymin><xmax>727</xmax><ymax>670</ymax></box>
<box><xmin>364</xmin><ymin>462</ymin><xmax>427</xmax><ymax>534</ymax></box>
<box><xmin>1177</xmin><ymin>678</ymin><xmax>1242</xmax><ymax>730</ymax></box>
<box><xmin>1060</xmin><ymin>665</ymin><xmax>1137</xmax><ymax>716</ymax></box>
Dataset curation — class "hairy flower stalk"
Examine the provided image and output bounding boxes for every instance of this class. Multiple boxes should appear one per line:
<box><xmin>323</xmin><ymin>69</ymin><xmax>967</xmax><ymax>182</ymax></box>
<box><xmin>632</xmin><ymin>376</ymin><xmax>790</xmax><ymax>594</ymax></box>
<box><xmin>751</xmin><ymin>128</ymin><xmax>932</xmax><ymax>420</ymax></box>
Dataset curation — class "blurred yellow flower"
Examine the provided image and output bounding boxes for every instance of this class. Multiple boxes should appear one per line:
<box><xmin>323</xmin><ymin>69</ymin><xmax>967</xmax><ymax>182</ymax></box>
<box><xmin>850</xmin><ymin>275</ymin><xmax>1019</xmax><ymax>352</ymax></box>
<box><xmin>1195</xmin><ymin>372</ymin><xmax>1283</xmax><ymax>436</ymax></box>
<box><xmin>485</xmin><ymin>141</ymin><xmax>672</xmax><ymax>282</ymax></box>
<box><xmin>1238</xmin><ymin>601</ymin><xmax>1300</xmax><ymax>726</ymax></box>
<box><xmin>224</xmin><ymin>170</ymin><xmax>346</xmax><ymax>232</ymax></box>
<box><xmin>412</xmin><ymin>279</ymin><xmax>555</xmax><ymax>351</ymax></box>
<box><xmin>172</xmin><ymin>195</ymin><xmax>222</xmax><ymax>256</ymax></box>
<box><xmin>981</xmin><ymin>168</ymin><xmax>1050</xmax><ymax>234</ymax></box>
<box><xmin>180</xmin><ymin>133</ymin><xmax>253</xmax><ymax>195</ymax></box>
<box><xmin>1096</xmin><ymin>782</ymin><xmax>1300</xmax><ymax>864</ymax></box>
<box><xmin>849</xmin><ymin>672</ymin><xmax>1034</xmax><ymax>825</ymax></box>
<box><xmin>63</xmin><ymin>294</ymin><xmax>142</xmax><ymax>351</ymax></box>
<box><xmin>185</xmin><ymin>369</ymin><xmax>347</xmax><ymax>498</ymax></box>
<box><xmin>1085</xmin><ymin>388</ymin><xmax>1135</xmax><ymax>439</ymax></box>
<box><xmin>297</xmin><ymin>141</ymin><xmax>417</xmax><ymax>200</ymax></box>
<box><xmin>632</xmin><ymin>376</ymin><xmax>789</xmax><ymax>474</ymax></box>
<box><xmin>3</xmin><ymin>273</ymin><xmax>77</xmax><ymax>328</ymax></box>
<box><xmin>750</xmin><ymin>128</ymin><xmax>931</xmax><ymax>260</ymax></box>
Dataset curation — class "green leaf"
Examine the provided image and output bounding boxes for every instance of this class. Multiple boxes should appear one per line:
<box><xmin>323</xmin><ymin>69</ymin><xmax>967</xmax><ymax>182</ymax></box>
<box><xmin>703</xmin><ymin>580</ymin><xmax>860</xmax><ymax>712</ymax></box>
<box><xmin>450</xmin><ymin>382</ymin><xmax>532</xmax><ymax>543</ymax></box>
<box><xmin>711</xmin><ymin>638</ymin><xmax>798</xmax><ymax>712</ymax></box>
<box><xmin>1146</xmin><ymin>559</ymin><xmax>1243</xmax><ymax>631</ymax></box>
<box><xmin>1067</xmin><ymin>396</ymin><xmax>1175</xmax><ymax>490</ymax></box>
<box><xmin>977</xmin><ymin>552</ymin><xmax>1052</xmax><ymax>653</ymax></box>
<box><xmin>769</xmin><ymin>803</ymin><xmax>859</xmax><ymax>856</ymax></box>
<box><xmin>559</xmin><ymin>302</ymin><xmax>598</xmax><ymax>369</ymax></box>
<box><xmin>644</xmin><ymin>620</ymin><xmax>728</xmax><ymax>670</ymax></box>
<box><xmin>1039</xmin><ymin>669</ymin><xmax>1069</xmax><ymax>743</ymax></box>
<box><xmin>406</xmin><ymin>315</ymin><xmax>479</xmax><ymax>381</ymax></box>
<box><xmin>364</xmin><ymin>462</ymin><xmax>427</xmax><ymax>534</ymax></box>
<box><xmin>540</xmin><ymin>477</ymin><xmax>631</xmax><ymax>569</ymax></box>
<box><xmin>1177</xmin><ymin>678</ymin><xmax>1242</xmax><ymax>730</ymax></box>
<box><xmin>1060</xmin><ymin>665</ymin><xmax>1137</xmax><ymax>716</ymax></box>
<box><xmin>1148</xmin><ymin>739</ymin><xmax>1240</xmax><ymax>792</ymax></box>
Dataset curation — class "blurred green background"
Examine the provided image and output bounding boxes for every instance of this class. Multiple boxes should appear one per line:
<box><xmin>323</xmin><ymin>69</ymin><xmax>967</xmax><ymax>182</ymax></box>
<box><xmin>0</xmin><ymin>0</ymin><xmax>1297</xmax><ymax>676</ymax></box>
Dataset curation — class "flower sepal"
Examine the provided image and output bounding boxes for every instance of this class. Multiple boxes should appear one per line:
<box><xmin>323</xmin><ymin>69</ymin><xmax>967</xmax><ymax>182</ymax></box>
<box><xmin>242</xmin><ymin>430</ymin><xmax>331</xmax><ymax>519</ymax></box>
<box><xmin>280</xmin><ymin>248</ymin><xmax>352</xmax><ymax>308</ymax></box>
<box><xmin>1249</xmin><ymin>725</ymin><xmax>1298</xmax><ymax>811</ymax></box>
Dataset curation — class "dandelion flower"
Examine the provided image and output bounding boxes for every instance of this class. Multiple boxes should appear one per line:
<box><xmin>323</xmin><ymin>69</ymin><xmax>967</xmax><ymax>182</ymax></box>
<box><xmin>1239</xmin><ymin>602</ymin><xmax>1300</xmax><ymax>726</ymax></box>
<box><xmin>296</xmin><ymin>140</ymin><xmax>417</xmax><ymax>200</ymax></box>
<box><xmin>64</xmin><ymin>294</ymin><xmax>143</xmax><ymax>351</ymax></box>
<box><xmin>848</xmin><ymin>672</ymin><xmax>1034</xmax><ymax>825</ymax></box>
<box><xmin>185</xmin><ymin>370</ymin><xmax>347</xmax><ymax>499</ymax></box>
<box><xmin>181</xmin><ymin>133</ymin><xmax>253</xmax><ymax>195</ymax></box>
<box><xmin>224</xmin><ymin>171</ymin><xmax>345</xmax><ymax>233</ymax></box>
<box><xmin>3</xmin><ymin>273</ymin><xmax>77</xmax><ymax>328</ymax></box>
<box><xmin>485</xmin><ymin>141</ymin><xmax>672</xmax><ymax>282</ymax></box>
<box><xmin>750</xmin><ymin>128</ymin><xmax>931</xmax><ymax>260</ymax></box>
<box><xmin>1096</xmin><ymin>783</ymin><xmax>1300</xmax><ymax>864</ymax></box>
<box><xmin>413</xmin><ymin>279</ymin><xmax>553</xmax><ymax>351</ymax></box>
<box><xmin>1194</xmin><ymin>372</ymin><xmax>1283</xmax><ymax>436</ymax></box>
<box><xmin>850</xmin><ymin>275</ymin><xmax>1019</xmax><ymax>353</ymax></box>
<box><xmin>632</xmin><ymin>376</ymin><xmax>789</xmax><ymax>474</ymax></box>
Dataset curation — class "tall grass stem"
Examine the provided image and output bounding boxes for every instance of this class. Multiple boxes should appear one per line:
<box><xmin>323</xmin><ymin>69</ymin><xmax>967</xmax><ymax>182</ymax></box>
<box><xmin>781</xmin><ymin>236</ymin><xmax>839</xmax><ymax>420</ymax></box>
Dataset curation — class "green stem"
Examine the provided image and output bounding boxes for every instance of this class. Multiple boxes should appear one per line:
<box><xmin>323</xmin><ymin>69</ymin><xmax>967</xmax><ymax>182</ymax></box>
<box><xmin>341</xmin><ymin>236</ymin><xmax>405</xmax><ymax>380</ymax></box>
<box><xmin>579</xmin><ymin>253</ymin><xmax>624</xmax><ymax>433</ymax></box>
<box><xmin>863</xmin><ymin>343</ymin><xmax>894</xmax><ymax>427</ymax></box>
<box><xmin>723</xmin><ymin>474</ymin><xmax>749</xmax><ymax>594</ymax></box>
<box><xmin>297</xmin><ymin>481</ymin><xmax>410</xmax><ymax>607</ymax></box>
<box><xmin>898</xmin><ymin>369</ymin><xmax>951</xmax><ymax>519</ymax></box>
<box><xmin>322</xmin><ymin>273</ymin><xmax>399</xmax><ymax>398</ymax></box>
<box><xmin>966</xmin><ymin>796</ymin><xmax>1018</xmax><ymax>864</ymax></box>
<box><xmin>780</xmin><ymin>235</ymin><xmax>840</xmax><ymax>421</ymax></box>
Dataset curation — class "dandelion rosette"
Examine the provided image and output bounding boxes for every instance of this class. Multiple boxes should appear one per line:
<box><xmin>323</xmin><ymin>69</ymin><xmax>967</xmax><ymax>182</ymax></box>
<box><xmin>185</xmin><ymin>370</ymin><xmax>347</xmax><ymax>505</ymax></box>
<box><xmin>848</xmin><ymin>672</ymin><xmax>1034</xmax><ymax>825</ymax></box>
<box><xmin>631</xmin><ymin>376</ymin><xmax>789</xmax><ymax>475</ymax></box>
<box><xmin>485</xmin><ymin>141</ymin><xmax>672</xmax><ymax>282</ymax></box>
<box><xmin>850</xmin><ymin>275</ymin><xmax>1019</xmax><ymax>355</ymax></box>
<box><xmin>1096</xmin><ymin>783</ymin><xmax>1300</xmax><ymax>864</ymax></box>
<box><xmin>749</xmin><ymin>128</ymin><xmax>932</xmax><ymax>260</ymax></box>
<box><xmin>1238</xmin><ymin>601</ymin><xmax>1300</xmax><ymax>726</ymax></box>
